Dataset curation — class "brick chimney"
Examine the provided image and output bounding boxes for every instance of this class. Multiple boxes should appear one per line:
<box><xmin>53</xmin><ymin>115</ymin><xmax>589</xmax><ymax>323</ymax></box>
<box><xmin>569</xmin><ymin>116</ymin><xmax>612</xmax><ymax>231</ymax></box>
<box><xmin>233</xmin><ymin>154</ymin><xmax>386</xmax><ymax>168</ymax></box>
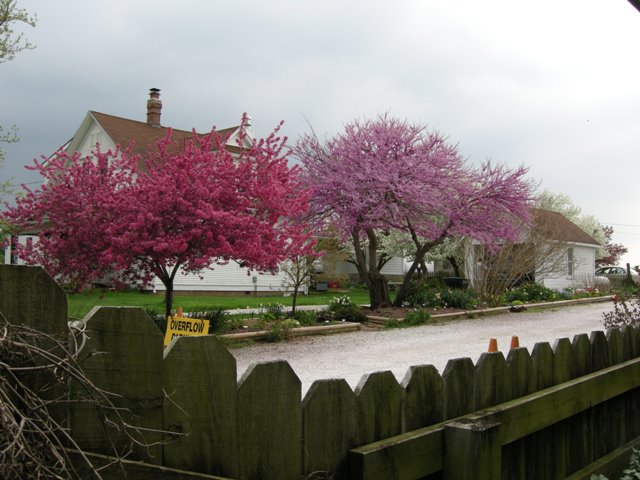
<box><xmin>146</xmin><ymin>88</ymin><xmax>162</xmax><ymax>127</ymax></box>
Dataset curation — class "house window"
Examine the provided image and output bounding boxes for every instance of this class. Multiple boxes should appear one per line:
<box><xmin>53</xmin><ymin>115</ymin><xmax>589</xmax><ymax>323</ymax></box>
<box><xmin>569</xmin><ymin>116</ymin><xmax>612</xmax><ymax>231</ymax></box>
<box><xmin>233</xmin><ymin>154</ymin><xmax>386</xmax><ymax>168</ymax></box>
<box><xmin>567</xmin><ymin>247</ymin><xmax>574</xmax><ymax>277</ymax></box>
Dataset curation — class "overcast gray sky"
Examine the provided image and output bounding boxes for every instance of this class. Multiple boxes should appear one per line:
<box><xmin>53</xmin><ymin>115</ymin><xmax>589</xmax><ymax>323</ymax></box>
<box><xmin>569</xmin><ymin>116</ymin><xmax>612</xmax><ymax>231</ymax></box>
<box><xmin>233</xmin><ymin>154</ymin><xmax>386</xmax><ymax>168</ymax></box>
<box><xmin>2</xmin><ymin>0</ymin><xmax>639</xmax><ymax>266</ymax></box>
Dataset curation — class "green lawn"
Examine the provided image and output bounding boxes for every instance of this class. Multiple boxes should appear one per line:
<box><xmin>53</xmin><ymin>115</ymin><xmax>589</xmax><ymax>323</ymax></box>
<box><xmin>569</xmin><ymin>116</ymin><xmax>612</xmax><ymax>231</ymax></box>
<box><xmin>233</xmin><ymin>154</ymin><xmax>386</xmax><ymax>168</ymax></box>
<box><xmin>67</xmin><ymin>288</ymin><xmax>372</xmax><ymax>318</ymax></box>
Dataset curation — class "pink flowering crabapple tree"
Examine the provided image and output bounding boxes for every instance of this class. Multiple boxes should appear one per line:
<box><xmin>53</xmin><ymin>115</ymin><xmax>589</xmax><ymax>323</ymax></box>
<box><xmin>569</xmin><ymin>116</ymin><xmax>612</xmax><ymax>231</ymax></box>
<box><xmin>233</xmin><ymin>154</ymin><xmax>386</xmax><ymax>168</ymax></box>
<box><xmin>5</xmin><ymin>120</ymin><xmax>313</xmax><ymax>318</ymax></box>
<box><xmin>295</xmin><ymin>114</ymin><xmax>533</xmax><ymax>309</ymax></box>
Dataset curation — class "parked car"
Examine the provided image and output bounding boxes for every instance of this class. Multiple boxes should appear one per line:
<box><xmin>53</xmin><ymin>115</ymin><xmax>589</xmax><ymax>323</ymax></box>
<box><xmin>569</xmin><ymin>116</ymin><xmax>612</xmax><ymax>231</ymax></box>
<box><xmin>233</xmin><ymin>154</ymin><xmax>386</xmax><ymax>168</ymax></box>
<box><xmin>595</xmin><ymin>266</ymin><xmax>639</xmax><ymax>285</ymax></box>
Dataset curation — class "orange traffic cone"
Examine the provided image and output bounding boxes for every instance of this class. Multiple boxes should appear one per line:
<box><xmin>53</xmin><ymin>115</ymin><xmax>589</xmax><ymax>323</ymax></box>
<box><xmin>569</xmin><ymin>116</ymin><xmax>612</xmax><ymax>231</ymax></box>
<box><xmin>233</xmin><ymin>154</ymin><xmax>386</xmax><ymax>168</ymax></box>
<box><xmin>488</xmin><ymin>338</ymin><xmax>498</xmax><ymax>352</ymax></box>
<box><xmin>510</xmin><ymin>336</ymin><xmax>520</xmax><ymax>349</ymax></box>
<box><xmin>177</xmin><ymin>306</ymin><xmax>183</xmax><ymax>318</ymax></box>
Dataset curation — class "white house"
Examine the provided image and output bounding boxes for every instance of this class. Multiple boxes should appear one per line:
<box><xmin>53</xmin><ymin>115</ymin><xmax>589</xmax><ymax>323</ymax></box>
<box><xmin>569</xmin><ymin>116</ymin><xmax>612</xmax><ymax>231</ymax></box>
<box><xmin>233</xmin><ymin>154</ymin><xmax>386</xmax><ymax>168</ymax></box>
<box><xmin>5</xmin><ymin>89</ymin><xmax>293</xmax><ymax>295</ymax></box>
<box><xmin>335</xmin><ymin>255</ymin><xmax>407</xmax><ymax>283</ymax></box>
<box><xmin>465</xmin><ymin>209</ymin><xmax>601</xmax><ymax>291</ymax></box>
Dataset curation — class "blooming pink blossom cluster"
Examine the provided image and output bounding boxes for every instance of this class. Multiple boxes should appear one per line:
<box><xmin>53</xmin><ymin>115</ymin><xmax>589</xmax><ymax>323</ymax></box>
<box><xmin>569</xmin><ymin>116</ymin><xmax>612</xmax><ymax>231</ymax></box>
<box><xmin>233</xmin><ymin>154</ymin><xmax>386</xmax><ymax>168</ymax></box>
<box><xmin>4</xmin><ymin>118</ymin><xmax>312</xmax><ymax>314</ymax></box>
<box><xmin>296</xmin><ymin>114</ymin><xmax>531</xmax><ymax>246</ymax></box>
<box><xmin>294</xmin><ymin>114</ymin><xmax>533</xmax><ymax>307</ymax></box>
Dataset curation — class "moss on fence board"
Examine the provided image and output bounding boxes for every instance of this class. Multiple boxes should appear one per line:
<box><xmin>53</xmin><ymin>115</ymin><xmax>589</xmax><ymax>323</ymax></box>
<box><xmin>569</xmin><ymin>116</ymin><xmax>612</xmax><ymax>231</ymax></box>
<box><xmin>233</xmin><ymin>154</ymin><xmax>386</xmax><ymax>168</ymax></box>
<box><xmin>302</xmin><ymin>379</ymin><xmax>358</xmax><ymax>479</ymax></box>
<box><xmin>237</xmin><ymin>360</ymin><xmax>302</xmax><ymax>480</ymax></box>
<box><xmin>0</xmin><ymin>264</ymin><xmax>67</xmax><ymax>334</ymax></box>
<box><xmin>70</xmin><ymin>307</ymin><xmax>164</xmax><ymax>463</ymax></box>
<box><xmin>163</xmin><ymin>335</ymin><xmax>239</xmax><ymax>478</ymax></box>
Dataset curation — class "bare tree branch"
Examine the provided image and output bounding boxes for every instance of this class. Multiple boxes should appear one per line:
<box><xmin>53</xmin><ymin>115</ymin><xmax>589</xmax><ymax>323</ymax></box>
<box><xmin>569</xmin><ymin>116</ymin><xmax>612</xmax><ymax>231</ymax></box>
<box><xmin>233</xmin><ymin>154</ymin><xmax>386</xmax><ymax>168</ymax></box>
<box><xmin>0</xmin><ymin>313</ymin><xmax>179</xmax><ymax>479</ymax></box>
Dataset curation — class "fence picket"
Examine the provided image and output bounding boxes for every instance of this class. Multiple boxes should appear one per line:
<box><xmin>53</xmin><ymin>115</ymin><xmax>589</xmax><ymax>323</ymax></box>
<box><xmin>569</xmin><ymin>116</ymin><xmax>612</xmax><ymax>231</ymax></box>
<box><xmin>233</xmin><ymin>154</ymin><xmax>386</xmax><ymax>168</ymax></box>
<box><xmin>237</xmin><ymin>361</ymin><xmax>302</xmax><ymax>480</ymax></box>
<box><xmin>591</xmin><ymin>330</ymin><xmax>612</xmax><ymax>462</ymax></box>
<box><xmin>474</xmin><ymin>351</ymin><xmax>509</xmax><ymax>410</ymax></box>
<box><xmin>0</xmin><ymin>264</ymin><xmax>67</xmax><ymax>334</ymax></box>
<box><xmin>163</xmin><ymin>335</ymin><xmax>239</xmax><ymax>478</ymax></box>
<box><xmin>526</xmin><ymin>342</ymin><xmax>554</xmax><ymax>478</ymax></box>
<box><xmin>70</xmin><ymin>307</ymin><xmax>164</xmax><ymax>463</ymax></box>
<box><xmin>570</xmin><ymin>333</ymin><xmax>594</xmax><ymax>472</ymax></box>
<box><xmin>302</xmin><ymin>379</ymin><xmax>358</xmax><ymax>479</ymax></box>
<box><xmin>552</xmin><ymin>338</ymin><xmax>575</xmax><ymax>477</ymax></box>
<box><xmin>442</xmin><ymin>358</ymin><xmax>475</xmax><ymax>420</ymax></box>
<box><xmin>401</xmin><ymin>364</ymin><xmax>444</xmax><ymax>432</ymax></box>
<box><xmin>607</xmin><ymin>328</ymin><xmax>628</xmax><ymax>454</ymax></box>
<box><xmin>502</xmin><ymin>347</ymin><xmax>534</xmax><ymax>479</ymax></box>
<box><xmin>355</xmin><ymin>371</ymin><xmax>403</xmax><ymax>445</ymax></box>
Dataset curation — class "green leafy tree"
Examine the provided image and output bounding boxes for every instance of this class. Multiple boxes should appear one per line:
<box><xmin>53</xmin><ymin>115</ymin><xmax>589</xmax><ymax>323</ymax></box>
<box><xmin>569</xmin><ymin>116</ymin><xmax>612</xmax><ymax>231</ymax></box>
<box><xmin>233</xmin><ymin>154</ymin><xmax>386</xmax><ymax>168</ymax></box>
<box><xmin>1</xmin><ymin>0</ymin><xmax>37</xmax><ymax>203</ymax></box>
<box><xmin>0</xmin><ymin>0</ymin><xmax>36</xmax><ymax>63</ymax></box>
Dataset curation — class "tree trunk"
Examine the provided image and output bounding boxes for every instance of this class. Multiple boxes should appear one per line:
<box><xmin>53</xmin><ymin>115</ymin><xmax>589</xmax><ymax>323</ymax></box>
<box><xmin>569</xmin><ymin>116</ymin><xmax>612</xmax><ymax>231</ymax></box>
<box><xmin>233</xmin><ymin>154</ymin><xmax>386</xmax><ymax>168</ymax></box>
<box><xmin>157</xmin><ymin>263</ymin><xmax>180</xmax><ymax>319</ymax></box>
<box><xmin>368</xmin><ymin>271</ymin><xmax>391</xmax><ymax>309</ymax></box>
<box><xmin>393</xmin><ymin>225</ymin><xmax>449</xmax><ymax>307</ymax></box>
<box><xmin>350</xmin><ymin>228</ymin><xmax>392</xmax><ymax>308</ymax></box>
<box><xmin>347</xmin><ymin>258</ymin><xmax>368</xmax><ymax>285</ymax></box>
<box><xmin>291</xmin><ymin>286</ymin><xmax>299</xmax><ymax>315</ymax></box>
<box><xmin>394</xmin><ymin>249</ymin><xmax>428</xmax><ymax>307</ymax></box>
<box><xmin>366</xmin><ymin>229</ymin><xmax>392</xmax><ymax>308</ymax></box>
<box><xmin>164</xmin><ymin>282</ymin><xmax>174</xmax><ymax>320</ymax></box>
<box><xmin>447</xmin><ymin>255</ymin><xmax>461</xmax><ymax>277</ymax></box>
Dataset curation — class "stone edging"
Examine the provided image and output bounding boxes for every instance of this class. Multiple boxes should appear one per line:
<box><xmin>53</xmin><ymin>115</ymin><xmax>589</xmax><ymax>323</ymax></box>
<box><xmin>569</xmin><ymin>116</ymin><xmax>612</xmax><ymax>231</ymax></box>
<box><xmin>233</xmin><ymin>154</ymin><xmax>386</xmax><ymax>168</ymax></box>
<box><xmin>219</xmin><ymin>321</ymin><xmax>360</xmax><ymax>341</ymax></box>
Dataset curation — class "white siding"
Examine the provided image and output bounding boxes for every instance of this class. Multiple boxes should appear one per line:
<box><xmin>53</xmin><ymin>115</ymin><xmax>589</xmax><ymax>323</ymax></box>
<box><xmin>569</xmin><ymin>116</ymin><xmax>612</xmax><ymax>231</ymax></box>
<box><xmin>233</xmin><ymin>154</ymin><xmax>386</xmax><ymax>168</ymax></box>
<box><xmin>538</xmin><ymin>244</ymin><xmax>597</xmax><ymax>291</ymax></box>
<box><xmin>3</xmin><ymin>235</ymin><xmax>38</xmax><ymax>265</ymax></box>
<box><xmin>153</xmin><ymin>263</ymin><xmax>290</xmax><ymax>293</ymax></box>
<box><xmin>336</xmin><ymin>256</ymin><xmax>406</xmax><ymax>276</ymax></box>
<box><xmin>75</xmin><ymin>124</ymin><xmax>115</xmax><ymax>157</ymax></box>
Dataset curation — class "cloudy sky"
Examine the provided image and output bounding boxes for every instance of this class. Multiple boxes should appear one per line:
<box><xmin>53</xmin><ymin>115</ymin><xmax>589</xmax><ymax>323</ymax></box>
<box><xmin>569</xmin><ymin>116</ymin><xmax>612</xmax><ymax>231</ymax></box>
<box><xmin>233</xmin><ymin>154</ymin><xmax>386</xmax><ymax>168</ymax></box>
<box><xmin>2</xmin><ymin>0</ymin><xmax>640</xmax><ymax>265</ymax></box>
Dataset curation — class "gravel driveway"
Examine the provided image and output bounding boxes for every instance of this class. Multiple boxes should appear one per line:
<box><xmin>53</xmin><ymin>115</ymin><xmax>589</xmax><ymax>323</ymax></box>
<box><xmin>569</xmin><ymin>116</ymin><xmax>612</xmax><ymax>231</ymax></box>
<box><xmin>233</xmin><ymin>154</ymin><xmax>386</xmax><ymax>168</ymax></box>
<box><xmin>230</xmin><ymin>301</ymin><xmax>614</xmax><ymax>395</ymax></box>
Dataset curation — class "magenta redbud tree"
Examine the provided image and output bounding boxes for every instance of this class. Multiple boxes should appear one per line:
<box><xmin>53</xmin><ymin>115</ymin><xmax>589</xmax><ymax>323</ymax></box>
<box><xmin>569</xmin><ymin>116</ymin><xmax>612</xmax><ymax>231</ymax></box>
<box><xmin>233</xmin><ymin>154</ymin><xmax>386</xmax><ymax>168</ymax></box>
<box><xmin>295</xmin><ymin>114</ymin><xmax>532</xmax><ymax>308</ymax></box>
<box><xmin>5</xmin><ymin>119</ymin><xmax>313</xmax><ymax>318</ymax></box>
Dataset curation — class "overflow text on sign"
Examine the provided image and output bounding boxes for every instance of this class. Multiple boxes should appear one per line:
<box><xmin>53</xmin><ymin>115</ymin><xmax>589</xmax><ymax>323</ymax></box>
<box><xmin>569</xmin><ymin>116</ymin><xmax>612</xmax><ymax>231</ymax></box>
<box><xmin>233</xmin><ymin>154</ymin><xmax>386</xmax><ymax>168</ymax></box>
<box><xmin>163</xmin><ymin>316</ymin><xmax>210</xmax><ymax>347</ymax></box>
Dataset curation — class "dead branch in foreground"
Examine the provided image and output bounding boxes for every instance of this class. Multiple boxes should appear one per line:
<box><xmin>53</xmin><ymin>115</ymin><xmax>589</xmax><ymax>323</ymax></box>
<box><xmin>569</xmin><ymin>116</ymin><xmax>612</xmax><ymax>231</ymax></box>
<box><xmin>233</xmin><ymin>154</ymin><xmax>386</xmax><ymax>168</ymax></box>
<box><xmin>0</xmin><ymin>313</ymin><xmax>173</xmax><ymax>480</ymax></box>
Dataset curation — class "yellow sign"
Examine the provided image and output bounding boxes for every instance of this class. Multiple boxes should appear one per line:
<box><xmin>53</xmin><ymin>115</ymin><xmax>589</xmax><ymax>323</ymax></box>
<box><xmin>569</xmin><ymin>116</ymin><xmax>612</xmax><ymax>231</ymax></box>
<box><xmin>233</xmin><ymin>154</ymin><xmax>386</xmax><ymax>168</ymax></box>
<box><xmin>163</xmin><ymin>316</ymin><xmax>210</xmax><ymax>348</ymax></box>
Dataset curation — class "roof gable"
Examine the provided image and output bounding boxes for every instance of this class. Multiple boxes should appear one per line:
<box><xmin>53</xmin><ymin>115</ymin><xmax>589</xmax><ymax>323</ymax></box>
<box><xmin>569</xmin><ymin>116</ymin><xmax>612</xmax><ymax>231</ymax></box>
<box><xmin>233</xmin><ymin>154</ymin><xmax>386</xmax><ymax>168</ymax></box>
<box><xmin>89</xmin><ymin>111</ymin><xmax>243</xmax><ymax>156</ymax></box>
<box><xmin>533</xmin><ymin>209</ymin><xmax>600</xmax><ymax>246</ymax></box>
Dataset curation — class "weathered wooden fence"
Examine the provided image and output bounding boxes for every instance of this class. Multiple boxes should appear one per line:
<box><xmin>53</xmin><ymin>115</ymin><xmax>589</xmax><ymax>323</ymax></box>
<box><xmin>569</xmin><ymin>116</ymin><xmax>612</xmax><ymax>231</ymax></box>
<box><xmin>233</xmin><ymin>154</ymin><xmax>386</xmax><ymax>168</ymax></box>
<box><xmin>2</xmin><ymin>265</ymin><xmax>640</xmax><ymax>479</ymax></box>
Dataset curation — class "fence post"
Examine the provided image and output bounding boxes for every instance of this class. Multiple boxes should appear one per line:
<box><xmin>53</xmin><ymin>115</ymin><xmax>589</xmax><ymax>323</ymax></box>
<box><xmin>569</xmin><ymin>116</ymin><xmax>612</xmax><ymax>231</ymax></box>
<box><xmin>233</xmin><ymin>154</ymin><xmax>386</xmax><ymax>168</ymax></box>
<box><xmin>444</xmin><ymin>419</ymin><xmax>501</xmax><ymax>480</ymax></box>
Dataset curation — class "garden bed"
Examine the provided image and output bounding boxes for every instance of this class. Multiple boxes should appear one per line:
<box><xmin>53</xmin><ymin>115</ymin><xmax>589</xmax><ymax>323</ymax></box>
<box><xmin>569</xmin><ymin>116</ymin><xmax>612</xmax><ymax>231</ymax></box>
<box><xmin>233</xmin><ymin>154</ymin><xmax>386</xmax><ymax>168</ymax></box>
<box><xmin>363</xmin><ymin>295</ymin><xmax>615</xmax><ymax>326</ymax></box>
<box><xmin>219</xmin><ymin>321</ymin><xmax>360</xmax><ymax>341</ymax></box>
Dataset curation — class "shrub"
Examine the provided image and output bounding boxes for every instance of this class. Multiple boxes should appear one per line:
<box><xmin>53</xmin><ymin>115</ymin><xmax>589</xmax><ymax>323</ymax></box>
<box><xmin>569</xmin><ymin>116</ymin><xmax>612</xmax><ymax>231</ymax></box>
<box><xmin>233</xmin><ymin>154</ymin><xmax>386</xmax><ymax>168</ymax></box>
<box><xmin>403</xmin><ymin>285</ymin><xmax>476</xmax><ymax>309</ymax></box>
<box><xmin>439</xmin><ymin>288</ymin><xmax>477</xmax><ymax>309</ymax></box>
<box><xmin>328</xmin><ymin>295</ymin><xmax>368</xmax><ymax>323</ymax></box>
<box><xmin>188</xmin><ymin>308</ymin><xmax>228</xmax><ymax>333</ymax></box>
<box><xmin>567</xmin><ymin>287</ymin><xmax>604</xmax><ymax>299</ymax></box>
<box><xmin>385</xmin><ymin>309</ymin><xmax>431</xmax><ymax>329</ymax></box>
<box><xmin>503</xmin><ymin>282</ymin><xmax>567</xmax><ymax>304</ymax></box>
<box><xmin>603</xmin><ymin>292</ymin><xmax>640</xmax><ymax>330</ymax></box>
<box><xmin>384</xmin><ymin>319</ymin><xmax>403</xmax><ymax>329</ymax></box>
<box><xmin>331</xmin><ymin>306</ymin><xmax>368</xmax><ymax>323</ymax></box>
<box><xmin>328</xmin><ymin>295</ymin><xmax>354</xmax><ymax>310</ymax></box>
<box><xmin>293</xmin><ymin>310</ymin><xmax>318</xmax><ymax>326</ymax></box>
<box><xmin>265</xmin><ymin>318</ymin><xmax>300</xmax><ymax>342</ymax></box>
<box><xmin>404</xmin><ymin>309</ymin><xmax>431</xmax><ymax>325</ymax></box>
<box><xmin>259</xmin><ymin>302</ymin><xmax>286</xmax><ymax>322</ymax></box>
